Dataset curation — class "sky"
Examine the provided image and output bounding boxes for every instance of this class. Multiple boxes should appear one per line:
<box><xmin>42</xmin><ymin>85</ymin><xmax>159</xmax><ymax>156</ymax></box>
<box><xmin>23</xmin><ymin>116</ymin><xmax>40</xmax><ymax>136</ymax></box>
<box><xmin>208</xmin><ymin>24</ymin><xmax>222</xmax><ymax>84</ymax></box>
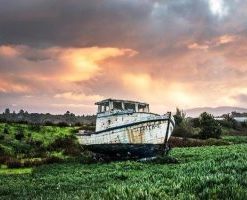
<box><xmin>0</xmin><ymin>0</ymin><xmax>247</xmax><ymax>115</ymax></box>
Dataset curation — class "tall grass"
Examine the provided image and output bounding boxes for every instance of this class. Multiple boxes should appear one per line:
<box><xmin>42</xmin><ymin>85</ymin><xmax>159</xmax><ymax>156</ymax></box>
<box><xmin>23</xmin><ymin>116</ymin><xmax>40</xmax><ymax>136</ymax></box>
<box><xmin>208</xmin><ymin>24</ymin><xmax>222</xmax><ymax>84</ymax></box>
<box><xmin>0</xmin><ymin>144</ymin><xmax>247</xmax><ymax>199</ymax></box>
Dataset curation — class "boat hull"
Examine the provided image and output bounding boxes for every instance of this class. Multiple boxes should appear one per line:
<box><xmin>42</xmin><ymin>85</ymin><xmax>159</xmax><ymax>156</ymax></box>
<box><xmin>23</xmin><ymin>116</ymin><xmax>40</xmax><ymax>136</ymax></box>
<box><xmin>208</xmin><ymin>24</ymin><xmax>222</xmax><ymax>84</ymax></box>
<box><xmin>84</xmin><ymin>143</ymin><xmax>165</xmax><ymax>159</ymax></box>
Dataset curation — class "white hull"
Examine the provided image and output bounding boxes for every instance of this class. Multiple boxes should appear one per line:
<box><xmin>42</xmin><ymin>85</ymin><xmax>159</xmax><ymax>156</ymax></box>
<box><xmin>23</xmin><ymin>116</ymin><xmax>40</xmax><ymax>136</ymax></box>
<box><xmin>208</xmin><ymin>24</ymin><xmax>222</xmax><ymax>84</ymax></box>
<box><xmin>77</xmin><ymin>115</ymin><xmax>175</xmax><ymax>145</ymax></box>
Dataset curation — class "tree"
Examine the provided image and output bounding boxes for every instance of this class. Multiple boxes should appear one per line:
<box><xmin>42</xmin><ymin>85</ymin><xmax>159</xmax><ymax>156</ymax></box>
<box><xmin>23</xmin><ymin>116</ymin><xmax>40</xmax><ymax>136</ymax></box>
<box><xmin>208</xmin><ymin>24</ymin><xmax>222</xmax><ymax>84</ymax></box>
<box><xmin>18</xmin><ymin>109</ymin><xmax>25</xmax><ymax>115</ymax></box>
<box><xmin>199</xmin><ymin>112</ymin><xmax>222</xmax><ymax>139</ymax></box>
<box><xmin>191</xmin><ymin>117</ymin><xmax>200</xmax><ymax>128</ymax></box>
<box><xmin>173</xmin><ymin>108</ymin><xmax>185</xmax><ymax>127</ymax></box>
<box><xmin>4</xmin><ymin>108</ymin><xmax>10</xmax><ymax>115</ymax></box>
<box><xmin>65</xmin><ymin>111</ymin><xmax>70</xmax><ymax>115</ymax></box>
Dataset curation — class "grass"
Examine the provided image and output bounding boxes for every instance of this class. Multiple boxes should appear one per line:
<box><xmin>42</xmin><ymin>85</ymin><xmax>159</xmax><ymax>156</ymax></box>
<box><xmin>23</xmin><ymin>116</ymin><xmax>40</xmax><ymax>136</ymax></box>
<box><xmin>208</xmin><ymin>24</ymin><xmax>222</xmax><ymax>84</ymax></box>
<box><xmin>0</xmin><ymin>123</ymin><xmax>75</xmax><ymax>147</ymax></box>
<box><xmin>0</xmin><ymin>144</ymin><xmax>247</xmax><ymax>200</ymax></box>
<box><xmin>0</xmin><ymin>167</ymin><xmax>32</xmax><ymax>175</ymax></box>
<box><xmin>222</xmin><ymin>136</ymin><xmax>247</xmax><ymax>144</ymax></box>
<box><xmin>0</xmin><ymin>123</ymin><xmax>79</xmax><ymax>160</ymax></box>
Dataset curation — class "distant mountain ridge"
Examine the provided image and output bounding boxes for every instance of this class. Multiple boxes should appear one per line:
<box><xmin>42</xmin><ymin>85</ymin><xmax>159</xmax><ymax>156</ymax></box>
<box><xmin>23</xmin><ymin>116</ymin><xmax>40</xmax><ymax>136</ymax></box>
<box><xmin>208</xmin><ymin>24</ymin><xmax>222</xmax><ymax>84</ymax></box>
<box><xmin>185</xmin><ymin>106</ymin><xmax>247</xmax><ymax>117</ymax></box>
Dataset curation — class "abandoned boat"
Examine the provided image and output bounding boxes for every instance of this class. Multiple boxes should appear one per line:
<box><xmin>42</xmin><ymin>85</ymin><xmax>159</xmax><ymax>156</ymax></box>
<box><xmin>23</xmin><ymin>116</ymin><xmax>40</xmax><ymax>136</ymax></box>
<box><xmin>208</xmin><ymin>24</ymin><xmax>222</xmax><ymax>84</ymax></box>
<box><xmin>77</xmin><ymin>99</ymin><xmax>175</xmax><ymax>158</ymax></box>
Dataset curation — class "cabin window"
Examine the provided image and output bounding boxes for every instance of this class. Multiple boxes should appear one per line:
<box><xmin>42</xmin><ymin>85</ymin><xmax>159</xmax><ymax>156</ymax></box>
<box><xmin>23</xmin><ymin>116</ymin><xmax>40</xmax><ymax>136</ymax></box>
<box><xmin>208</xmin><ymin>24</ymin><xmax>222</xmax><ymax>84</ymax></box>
<box><xmin>105</xmin><ymin>105</ymin><xmax>109</xmax><ymax>111</ymax></box>
<box><xmin>113</xmin><ymin>102</ymin><xmax>122</xmax><ymax>110</ymax></box>
<box><xmin>138</xmin><ymin>104</ymin><xmax>146</xmax><ymax>112</ymax></box>
<box><xmin>100</xmin><ymin>106</ymin><xmax>105</xmax><ymax>113</ymax></box>
<box><xmin>99</xmin><ymin>102</ymin><xmax>109</xmax><ymax>113</ymax></box>
<box><xmin>124</xmin><ymin>103</ymin><xmax>135</xmax><ymax>111</ymax></box>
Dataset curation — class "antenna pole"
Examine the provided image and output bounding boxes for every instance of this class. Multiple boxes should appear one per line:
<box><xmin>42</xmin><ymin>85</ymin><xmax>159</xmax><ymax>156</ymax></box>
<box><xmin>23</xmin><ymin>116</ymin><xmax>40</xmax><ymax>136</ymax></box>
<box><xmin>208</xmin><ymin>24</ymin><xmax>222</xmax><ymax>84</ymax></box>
<box><xmin>163</xmin><ymin>112</ymin><xmax>171</xmax><ymax>155</ymax></box>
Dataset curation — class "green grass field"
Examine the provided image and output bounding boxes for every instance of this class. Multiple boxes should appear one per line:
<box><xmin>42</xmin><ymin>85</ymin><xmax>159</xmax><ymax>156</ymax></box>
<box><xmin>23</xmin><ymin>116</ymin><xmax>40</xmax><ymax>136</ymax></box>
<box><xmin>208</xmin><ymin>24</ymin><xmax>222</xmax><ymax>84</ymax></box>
<box><xmin>0</xmin><ymin>123</ymin><xmax>78</xmax><ymax>159</ymax></box>
<box><xmin>1</xmin><ymin>144</ymin><xmax>247</xmax><ymax>200</ymax></box>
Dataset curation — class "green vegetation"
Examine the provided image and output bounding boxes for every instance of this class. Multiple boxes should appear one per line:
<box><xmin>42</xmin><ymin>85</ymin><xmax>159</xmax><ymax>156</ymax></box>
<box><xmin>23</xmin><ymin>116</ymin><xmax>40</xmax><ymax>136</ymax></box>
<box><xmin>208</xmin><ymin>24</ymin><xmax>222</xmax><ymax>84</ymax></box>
<box><xmin>198</xmin><ymin>112</ymin><xmax>222</xmax><ymax>139</ymax></box>
<box><xmin>0</xmin><ymin>144</ymin><xmax>246</xmax><ymax>199</ymax></box>
<box><xmin>0</xmin><ymin>123</ymin><xmax>81</xmax><ymax>168</ymax></box>
<box><xmin>0</xmin><ymin>121</ymin><xmax>246</xmax><ymax>199</ymax></box>
<box><xmin>173</xmin><ymin>109</ymin><xmax>247</xmax><ymax>140</ymax></box>
<box><xmin>222</xmin><ymin>136</ymin><xmax>247</xmax><ymax>144</ymax></box>
<box><xmin>0</xmin><ymin>108</ymin><xmax>96</xmax><ymax>126</ymax></box>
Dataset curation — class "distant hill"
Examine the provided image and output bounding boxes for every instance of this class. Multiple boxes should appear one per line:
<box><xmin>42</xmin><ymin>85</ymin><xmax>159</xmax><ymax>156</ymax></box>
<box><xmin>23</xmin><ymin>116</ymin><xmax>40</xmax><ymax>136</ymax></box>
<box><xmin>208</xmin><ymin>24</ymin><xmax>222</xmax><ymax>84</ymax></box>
<box><xmin>185</xmin><ymin>106</ymin><xmax>247</xmax><ymax>117</ymax></box>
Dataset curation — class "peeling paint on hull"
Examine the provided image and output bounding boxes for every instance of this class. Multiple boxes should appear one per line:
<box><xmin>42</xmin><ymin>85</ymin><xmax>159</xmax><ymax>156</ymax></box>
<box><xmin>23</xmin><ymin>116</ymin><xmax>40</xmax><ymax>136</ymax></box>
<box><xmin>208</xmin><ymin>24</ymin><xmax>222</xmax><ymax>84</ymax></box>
<box><xmin>77</xmin><ymin>117</ymin><xmax>174</xmax><ymax>158</ymax></box>
<box><xmin>78</xmin><ymin>119</ymin><xmax>174</xmax><ymax>145</ymax></box>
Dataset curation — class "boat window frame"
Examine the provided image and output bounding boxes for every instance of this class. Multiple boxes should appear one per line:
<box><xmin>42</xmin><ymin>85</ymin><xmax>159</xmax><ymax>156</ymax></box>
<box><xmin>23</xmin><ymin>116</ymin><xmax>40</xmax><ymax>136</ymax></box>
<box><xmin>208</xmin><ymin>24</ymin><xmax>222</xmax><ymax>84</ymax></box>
<box><xmin>113</xmin><ymin>101</ymin><xmax>123</xmax><ymax>110</ymax></box>
<box><xmin>138</xmin><ymin>104</ymin><xmax>146</xmax><ymax>112</ymax></box>
<box><xmin>98</xmin><ymin>102</ymin><xmax>110</xmax><ymax>113</ymax></box>
<box><xmin>124</xmin><ymin>102</ymin><xmax>136</xmax><ymax>112</ymax></box>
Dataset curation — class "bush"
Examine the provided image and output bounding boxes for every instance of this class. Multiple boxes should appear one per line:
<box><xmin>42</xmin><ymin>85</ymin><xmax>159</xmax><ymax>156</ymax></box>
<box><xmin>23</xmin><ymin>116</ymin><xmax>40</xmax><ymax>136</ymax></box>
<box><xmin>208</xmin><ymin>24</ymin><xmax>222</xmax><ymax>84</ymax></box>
<box><xmin>240</xmin><ymin>121</ymin><xmax>247</xmax><ymax>128</ymax></box>
<box><xmin>79</xmin><ymin>151</ymin><xmax>98</xmax><ymax>164</ymax></box>
<box><xmin>3</xmin><ymin>127</ymin><xmax>9</xmax><ymax>134</ymax></box>
<box><xmin>0</xmin><ymin>156</ymin><xmax>10</xmax><ymax>164</ymax></box>
<box><xmin>12</xmin><ymin>141</ymin><xmax>31</xmax><ymax>154</ymax></box>
<box><xmin>48</xmin><ymin>135</ymin><xmax>81</xmax><ymax>156</ymax></box>
<box><xmin>190</xmin><ymin>118</ymin><xmax>200</xmax><ymax>128</ymax></box>
<box><xmin>169</xmin><ymin>137</ymin><xmax>229</xmax><ymax>148</ymax></box>
<box><xmin>0</xmin><ymin>133</ymin><xmax>4</xmax><ymax>140</ymax></box>
<box><xmin>75</xmin><ymin>122</ymin><xmax>83</xmax><ymax>126</ymax></box>
<box><xmin>57</xmin><ymin>122</ymin><xmax>69</xmax><ymax>127</ymax></box>
<box><xmin>29</xmin><ymin>124</ymin><xmax>41</xmax><ymax>132</ymax></box>
<box><xmin>199</xmin><ymin>112</ymin><xmax>222</xmax><ymax>139</ymax></box>
<box><xmin>44</xmin><ymin>121</ymin><xmax>54</xmax><ymax>126</ymax></box>
<box><xmin>5</xmin><ymin>158</ymin><xmax>22</xmax><ymax>168</ymax></box>
<box><xmin>0</xmin><ymin>145</ymin><xmax>4</xmax><ymax>156</ymax></box>
<box><xmin>173</xmin><ymin>108</ymin><xmax>185</xmax><ymax>127</ymax></box>
<box><xmin>172</xmin><ymin>127</ymin><xmax>192</xmax><ymax>138</ymax></box>
<box><xmin>23</xmin><ymin>159</ymin><xmax>45</xmax><ymax>167</ymax></box>
<box><xmin>15</xmin><ymin>129</ymin><xmax>24</xmax><ymax>140</ymax></box>
<box><xmin>45</xmin><ymin>156</ymin><xmax>62</xmax><ymax>164</ymax></box>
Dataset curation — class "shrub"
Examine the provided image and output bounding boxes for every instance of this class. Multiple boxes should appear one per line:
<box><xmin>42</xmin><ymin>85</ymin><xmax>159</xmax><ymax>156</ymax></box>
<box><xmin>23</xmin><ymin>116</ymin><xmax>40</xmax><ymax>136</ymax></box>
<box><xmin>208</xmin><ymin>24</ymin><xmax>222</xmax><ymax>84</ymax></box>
<box><xmin>44</xmin><ymin>121</ymin><xmax>54</xmax><ymax>126</ymax></box>
<box><xmin>79</xmin><ymin>151</ymin><xmax>97</xmax><ymax>164</ymax></box>
<box><xmin>0</xmin><ymin>133</ymin><xmax>4</xmax><ymax>140</ymax></box>
<box><xmin>173</xmin><ymin>108</ymin><xmax>185</xmax><ymax>127</ymax></box>
<box><xmin>12</xmin><ymin>142</ymin><xmax>32</xmax><ymax>154</ymax></box>
<box><xmin>23</xmin><ymin>159</ymin><xmax>45</xmax><ymax>167</ymax></box>
<box><xmin>45</xmin><ymin>156</ymin><xmax>62</xmax><ymax>164</ymax></box>
<box><xmin>240</xmin><ymin>121</ymin><xmax>247</xmax><ymax>128</ymax></box>
<box><xmin>172</xmin><ymin>127</ymin><xmax>192</xmax><ymax>138</ymax></box>
<box><xmin>57</xmin><ymin>122</ymin><xmax>69</xmax><ymax>127</ymax></box>
<box><xmin>0</xmin><ymin>156</ymin><xmax>10</xmax><ymax>164</ymax></box>
<box><xmin>199</xmin><ymin>112</ymin><xmax>222</xmax><ymax>139</ymax></box>
<box><xmin>75</xmin><ymin>122</ymin><xmax>83</xmax><ymax>126</ymax></box>
<box><xmin>81</xmin><ymin>125</ymin><xmax>95</xmax><ymax>131</ymax></box>
<box><xmin>29</xmin><ymin>124</ymin><xmax>41</xmax><ymax>132</ymax></box>
<box><xmin>22</xmin><ymin>160</ymin><xmax>34</xmax><ymax>167</ymax></box>
<box><xmin>5</xmin><ymin>158</ymin><xmax>22</xmax><ymax>168</ymax></box>
<box><xmin>3</xmin><ymin>127</ymin><xmax>9</xmax><ymax>134</ymax></box>
<box><xmin>15</xmin><ymin>129</ymin><xmax>24</xmax><ymax>140</ymax></box>
<box><xmin>48</xmin><ymin>135</ymin><xmax>81</xmax><ymax>156</ymax></box>
<box><xmin>169</xmin><ymin>137</ymin><xmax>229</xmax><ymax>148</ymax></box>
<box><xmin>190</xmin><ymin>118</ymin><xmax>200</xmax><ymax>128</ymax></box>
<box><xmin>0</xmin><ymin>145</ymin><xmax>4</xmax><ymax>156</ymax></box>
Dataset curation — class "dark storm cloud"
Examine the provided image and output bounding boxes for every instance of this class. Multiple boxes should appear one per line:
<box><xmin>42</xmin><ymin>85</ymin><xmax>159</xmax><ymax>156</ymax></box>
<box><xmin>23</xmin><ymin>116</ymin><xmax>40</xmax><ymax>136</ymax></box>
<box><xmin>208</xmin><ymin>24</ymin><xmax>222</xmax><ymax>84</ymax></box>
<box><xmin>1</xmin><ymin>0</ymin><xmax>243</xmax><ymax>49</ymax></box>
<box><xmin>0</xmin><ymin>0</ymin><xmax>153</xmax><ymax>48</ymax></box>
